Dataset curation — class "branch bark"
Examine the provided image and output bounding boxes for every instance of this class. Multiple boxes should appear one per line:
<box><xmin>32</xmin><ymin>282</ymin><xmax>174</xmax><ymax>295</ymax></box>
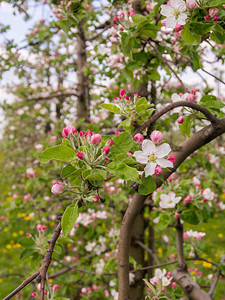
<box><xmin>118</xmin><ymin>117</ymin><xmax>225</xmax><ymax>300</ymax></box>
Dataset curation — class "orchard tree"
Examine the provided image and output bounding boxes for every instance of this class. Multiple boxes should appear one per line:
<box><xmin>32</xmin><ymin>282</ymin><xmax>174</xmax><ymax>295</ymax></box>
<box><xmin>0</xmin><ymin>0</ymin><xmax>225</xmax><ymax>300</ymax></box>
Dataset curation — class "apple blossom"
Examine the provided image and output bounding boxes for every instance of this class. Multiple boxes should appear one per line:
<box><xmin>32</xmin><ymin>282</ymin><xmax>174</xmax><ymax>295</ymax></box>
<box><xmin>103</xmin><ymin>146</ymin><xmax>110</xmax><ymax>155</ymax></box>
<box><xmin>150</xmin><ymin>130</ymin><xmax>164</xmax><ymax>144</ymax></box>
<box><xmin>31</xmin><ymin>292</ymin><xmax>37</xmax><ymax>298</ymax></box>
<box><xmin>134</xmin><ymin>140</ymin><xmax>173</xmax><ymax>177</ymax></box>
<box><xmin>203</xmin><ymin>188</ymin><xmax>214</xmax><ymax>200</ymax></box>
<box><xmin>53</xmin><ymin>284</ymin><xmax>60</xmax><ymax>291</ymax></box>
<box><xmin>77</xmin><ymin>152</ymin><xmax>84</xmax><ymax>159</ymax></box>
<box><xmin>161</xmin><ymin>0</ymin><xmax>187</xmax><ymax>29</ymax></box>
<box><xmin>86</xmin><ymin>129</ymin><xmax>92</xmax><ymax>136</ymax></box>
<box><xmin>133</xmin><ymin>133</ymin><xmax>144</xmax><ymax>144</ymax></box>
<box><xmin>177</xmin><ymin>116</ymin><xmax>184</xmax><ymax>123</ymax></box>
<box><xmin>119</xmin><ymin>89</ymin><xmax>126</xmax><ymax>96</ymax></box>
<box><xmin>186</xmin><ymin>0</ymin><xmax>197</xmax><ymax>9</ymax></box>
<box><xmin>155</xmin><ymin>166</ymin><xmax>162</xmax><ymax>175</ymax></box>
<box><xmin>51</xmin><ymin>182</ymin><xmax>64</xmax><ymax>195</ymax></box>
<box><xmin>90</xmin><ymin>134</ymin><xmax>102</xmax><ymax>145</ymax></box>
<box><xmin>159</xmin><ymin>192</ymin><xmax>182</xmax><ymax>208</ymax></box>
<box><xmin>62</xmin><ymin>125</ymin><xmax>77</xmax><ymax>137</ymax></box>
<box><xmin>209</xmin><ymin>7</ymin><xmax>219</xmax><ymax>17</ymax></box>
<box><xmin>107</xmin><ymin>139</ymin><xmax>114</xmax><ymax>147</ymax></box>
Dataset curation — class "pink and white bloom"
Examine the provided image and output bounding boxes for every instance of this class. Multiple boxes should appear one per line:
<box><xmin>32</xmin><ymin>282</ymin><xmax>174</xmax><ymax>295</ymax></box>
<box><xmin>62</xmin><ymin>125</ymin><xmax>77</xmax><ymax>137</ymax></box>
<box><xmin>171</xmin><ymin>92</ymin><xmax>188</xmax><ymax>113</ymax></box>
<box><xmin>161</xmin><ymin>0</ymin><xmax>187</xmax><ymax>29</ymax></box>
<box><xmin>159</xmin><ymin>192</ymin><xmax>182</xmax><ymax>208</ymax></box>
<box><xmin>186</xmin><ymin>0</ymin><xmax>197</xmax><ymax>9</ymax></box>
<box><xmin>150</xmin><ymin>130</ymin><xmax>164</xmax><ymax>144</ymax></box>
<box><xmin>51</xmin><ymin>182</ymin><xmax>64</xmax><ymax>195</ymax></box>
<box><xmin>90</xmin><ymin>134</ymin><xmax>102</xmax><ymax>145</ymax></box>
<box><xmin>134</xmin><ymin>140</ymin><xmax>173</xmax><ymax>177</ymax></box>
<box><xmin>203</xmin><ymin>188</ymin><xmax>214</xmax><ymax>200</ymax></box>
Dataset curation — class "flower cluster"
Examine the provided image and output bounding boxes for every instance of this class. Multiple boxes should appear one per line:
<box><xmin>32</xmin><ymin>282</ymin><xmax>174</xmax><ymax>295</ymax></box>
<box><xmin>183</xmin><ymin>229</ymin><xmax>206</xmax><ymax>240</ymax></box>
<box><xmin>134</xmin><ymin>131</ymin><xmax>174</xmax><ymax>177</ymax></box>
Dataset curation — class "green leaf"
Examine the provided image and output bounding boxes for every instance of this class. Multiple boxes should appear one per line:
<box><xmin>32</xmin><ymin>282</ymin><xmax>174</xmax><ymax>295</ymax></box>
<box><xmin>143</xmin><ymin>279</ymin><xmax>156</xmax><ymax>294</ymax></box>
<box><xmin>83</xmin><ymin>169</ymin><xmax>107</xmax><ymax>180</ymax></box>
<box><xmin>148</xmin><ymin>69</ymin><xmax>160</xmax><ymax>81</ymax></box>
<box><xmin>158</xmin><ymin>213</ymin><xmax>171</xmax><ymax>230</ymax></box>
<box><xmin>20</xmin><ymin>249</ymin><xmax>36</xmax><ymax>260</ymax></box>
<box><xmin>135</xmin><ymin>97</ymin><xmax>148</xmax><ymax>106</ymax></box>
<box><xmin>138</xmin><ymin>175</ymin><xmax>156</xmax><ymax>195</ymax></box>
<box><xmin>179</xmin><ymin>115</ymin><xmax>193</xmax><ymax>137</ymax></box>
<box><xmin>107</xmin><ymin>162</ymin><xmax>142</xmax><ymax>183</ymax></box>
<box><xmin>110</xmin><ymin>132</ymin><xmax>134</xmax><ymax>154</ymax></box>
<box><xmin>38</xmin><ymin>145</ymin><xmax>75</xmax><ymax>163</ymax></box>
<box><xmin>61</xmin><ymin>164</ymin><xmax>76</xmax><ymax>178</ymax></box>
<box><xmin>199</xmin><ymin>95</ymin><xmax>224</xmax><ymax>109</ymax></box>
<box><xmin>18</xmin><ymin>237</ymin><xmax>35</xmax><ymax>248</ymax></box>
<box><xmin>62</xmin><ymin>203</ymin><xmax>79</xmax><ymax>237</ymax></box>
<box><xmin>118</xmin><ymin>119</ymin><xmax>131</xmax><ymax>129</ymax></box>
<box><xmin>205</xmin><ymin>0</ymin><xmax>225</xmax><ymax>7</ymax></box>
<box><xmin>58</xmin><ymin>19</ymin><xmax>71</xmax><ymax>34</ymax></box>
<box><xmin>181</xmin><ymin>23</ymin><xmax>201</xmax><ymax>45</ymax></box>
<box><xmin>132</xmin><ymin>14</ymin><xmax>146</xmax><ymax>24</ymax></box>
<box><xmin>100</xmin><ymin>104</ymin><xmax>121</xmax><ymax>114</ymax></box>
<box><xmin>69</xmin><ymin>169</ymin><xmax>83</xmax><ymax>186</ymax></box>
<box><xmin>181</xmin><ymin>210</ymin><xmax>200</xmax><ymax>225</ymax></box>
<box><xmin>113</xmin><ymin>153</ymin><xmax>136</xmax><ymax>165</ymax></box>
<box><xmin>135</xmin><ymin>104</ymin><xmax>154</xmax><ymax>113</ymax></box>
<box><xmin>191</xmin><ymin>22</ymin><xmax>214</xmax><ymax>35</ymax></box>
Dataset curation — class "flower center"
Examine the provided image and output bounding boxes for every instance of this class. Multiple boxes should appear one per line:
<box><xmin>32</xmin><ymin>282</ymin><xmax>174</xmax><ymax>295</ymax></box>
<box><xmin>168</xmin><ymin>199</ymin><xmax>172</xmax><ymax>204</ymax></box>
<box><xmin>148</xmin><ymin>153</ymin><xmax>157</xmax><ymax>162</ymax></box>
<box><xmin>172</xmin><ymin>8</ymin><xmax>180</xmax><ymax>18</ymax></box>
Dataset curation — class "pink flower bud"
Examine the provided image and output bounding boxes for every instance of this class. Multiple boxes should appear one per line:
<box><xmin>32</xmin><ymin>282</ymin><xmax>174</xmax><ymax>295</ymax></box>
<box><xmin>186</xmin><ymin>0</ymin><xmax>197</xmax><ymax>9</ymax></box>
<box><xmin>150</xmin><ymin>130</ymin><xmax>164</xmax><ymax>144</ymax></box>
<box><xmin>205</xmin><ymin>14</ymin><xmax>210</xmax><ymax>20</ymax></box>
<box><xmin>187</xmin><ymin>93</ymin><xmax>196</xmax><ymax>101</ymax></box>
<box><xmin>51</xmin><ymin>182</ymin><xmax>64</xmax><ymax>195</ymax></box>
<box><xmin>77</xmin><ymin>152</ymin><xmax>84</xmax><ymax>159</ymax></box>
<box><xmin>84</xmin><ymin>4</ymin><xmax>90</xmax><ymax>10</ymax></box>
<box><xmin>90</xmin><ymin>134</ymin><xmax>102</xmax><ymax>145</ymax></box>
<box><xmin>209</xmin><ymin>7</ymin><xmax>219</xmax><ymax>17</ymax></box>
<box><xmin>114</xmin><ymin>16</ymin><xmax>119</xmax><ymax>22</ymax></box>
<box><xmin>177</xmin><ymin>116</ymin><xmax>184</xmax><ymax>124</ymax></box>
<box><xmin>155</xmin><ymin>166</ymin><xmax>162</xmax><ymax>175</ymax></box>
<box><xmin>161</xmin><ymin>19</ymin><xmax>166</xmax><ymax>26</ymax></box>
<box><xmin>119</xmin><ymin>12</ymin><xmax>124</xmax><ymax>19</ymax></box>
<box><xmin>130</xmin><ymin>8</ymin><xmax>135</xmax><ymax>17</ymax></box>
<box><xmin>103</xmin><ymin>146</ymin><xmax>110</xmax><ymax>155</ymax></box>
<box><xmin>119</xmin><ymin>89</ymin><xmax>126</xmax><ymax>96</ymax></box>
<box><xmin>125</xmin><ymin>95</ymin><xmax>129</xmax><ymax>100</ymax></box>
<box><xmin>32</xmin><ymin>292</ymin><xmax>37</xmax><ymax>298</ymax></box>
<box><xmin>62</xmin><ymin>125</ymin><xmax>77</xmax><ymax>137</ymax></box>
<box><xmin>172</xmin><ymin>282</ymin><xmax>177</xmax><ymax>288</ymax></box>
<box><xmin>107</xmin><ymin>139</ymin><xmax>114</xmax><ymax>147</ymax></box>
<box><xmin>134</xmin><ymin>133</ymin><xmax>144</xmax><ymax>144</ymax></box>
<box><xmin>57</xmin><ymin>14</ymin><xmax>63</xmax><ymax>19</ymax></box>
<box><xmin>86</xmin><ymin>129</ymin><xmax>92</xmax><ymax>136</ymax></box>
<box><xmin>134</xmin><ymin>93</ymin><xmax>139</xmax><ymax>98</ymax></box>
<box><xmin>213</xmin><ymin>15</ymin><xmax>218</xmax><ymax>21</ymax></box>
<box><xmin>53</xmin><ymin>284</ymin><xmax>60</xmax><ymax>291</ymax></box>
<box><xmin>168</xmin><ymin>155</ymin><xmax>175</xmax><ymax>163</ymax></box>
<box><xmin>37</xmin><ymin>224</ymin><xmax>43</xmax><ymax>231</ymax></box>
<box><xmin>40</xmin><ymin>19</ymin><xmax>45</xmax><ymax>23</ymax></box>
<box><xmin>174</xmin><ymin>24</ymin><xmax>184</xmax><ymax>31</ymax></box>
<box><xmin>183</xmin><ymin>232</ymin><xmax>188</xmax><ymax>239</ymax></box>
<box><xmin>203</xmin><ymin>198</ymin><xmax>207</xmax><ymax>203</ymax></box>
<box><xmin>79</xmin><ymin>131</ymin><xmax>85</xmax><ymax>137</ymax></box>
<box><xmin>127</xmin><ymin>152</ymin><xmax>133</xmax><ymax>156</ymax></box>
<box><xmin>175</xmin><ymin>214</ymin><xmax>179</xmax><ymax>219</ymax></box>
<box><xmin>26</xmin><ymin>233</ymin><xmax>31</xmax><ymax>237</ymax></box>
<box><xmin>104</xmin><ymin>157</ymin><xmax>110</xmax><ymax>164</ymax></box>
<box><xmin>183</xmin><ymin>195</ymin><xmax>192</xmax><ymax>204</ymax></box>
<box><xmin>115</xmin><ymin>130</ymin><xmax>121</xmax><ymax>135</ymax></box>
<box><xmin>92</xmin><ymin>195</ymin><xmax>99</xmax><ymax>201</ymax></box>
<box><xmin>42</xmin><ymin>225</ymin><xmax>47</xmax><ymax>230</ymax></box>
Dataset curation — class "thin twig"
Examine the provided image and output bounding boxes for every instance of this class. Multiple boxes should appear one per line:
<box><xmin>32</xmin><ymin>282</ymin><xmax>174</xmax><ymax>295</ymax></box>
<box><xmin>208</xmin><ymin>269</ymin><xmax>221</xmax><ymax>297</ymax></box>
<box><xmin>135</xmin><ymin>240</ymin><xmax>160</xmax><ymax>264</ymax></box>
<box><xmin>3</xmin><ymin>271</ymin><xmax>40</xmax><ymax>300</ymax></box>
<box><xmin>148</xmin><ymin>41</ymin><xmax>188</xmax><ymax>92</ymax></box>
<box><xmin>130</xmin><ymin>260</ymin><xmax>178</xmax><ymax>273</ymax></box>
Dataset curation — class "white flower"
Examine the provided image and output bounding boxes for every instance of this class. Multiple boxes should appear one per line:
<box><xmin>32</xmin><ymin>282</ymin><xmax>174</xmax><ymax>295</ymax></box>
<box><xmin>155</xmin><ymin>268</ymin><xmax>166</xmax><ymax>280</ymax></box>
<box><xmin>161</xmin><ymin>0</ymin><xmax>187</xmax><ymax>29</ymax></box>
<box><xmin>203</xmin><ymin>188</ymin><xmax>214</xmax><ymax>201</ymax></box>
<box><xmin>171</xmin><ymin>92</ymin><xmax>188</xmax><ymax>112</ymax></box>
<box><xmin>162</xmin><ymin>276</ymin><xmax>173</xmax><ymax>286</ymax></box>
<box><xmin>134</xmin><ymin>140</ymin><xmax>173</xmax><ymax>177</ymax></box>
<box><xmin>159</xmin><ymin>192</ymin><xmax>182</xmax><ymax>208</ymax></box>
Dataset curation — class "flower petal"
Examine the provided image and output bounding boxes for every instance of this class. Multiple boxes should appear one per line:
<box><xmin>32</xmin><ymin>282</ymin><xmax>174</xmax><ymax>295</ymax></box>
<box><xmin>144</xmin><ymin>162</ymin><xmax>157</xmax><ymax>177</ymax></box>
<box><xmin>155</xmin><ymin>143</ymin><xmax>171</xmax><ymax>158</ymax></box>
<box><xmin>177</xmin><ymin>13</ymin><xmax>187</xmax><ymax>25</ymax></box>
<box><xmin>156</xmin><ymin>158</ymin><xmax>173</xmax><ymax>168</ymax></box>
<box><xmin>134</xmin><ymin>151</ymin><xmax>148</xmax><ymax>164</ymax></box>
<box><xmin>142</xmin><ymin>140</ymin><xmax>156</xmax><ymax>154</ymax></box>
<box><xmin>171</xmin><ymin>93</ymin><xmax>180</xmax><ymax>102</ymax></box>
<box><xmin>161</xmin><ymin>5</ymin><xmax>173</xmax><ymax>17</ymax></box>
<box><xmin>165</xmin><ymin>16</ymin><xmax>177</xmax><ymax>29</ymax></box>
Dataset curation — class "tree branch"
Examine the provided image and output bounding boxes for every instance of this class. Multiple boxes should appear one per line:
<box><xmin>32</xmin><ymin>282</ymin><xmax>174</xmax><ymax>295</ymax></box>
<box><xmin>118</xmin><ymin>117</ymin><xmax>225</xmax><ymax>300</ymax></box>
<box><xmin>175</xmin><ymin>218</ymin><xmax>186</xmax><ymax>270</ymax></box>
<box><xmin>3</xmin><ymin>271</ymin><xmax>40</xmax><ymax>300</ymax></box>
<box><xmin>39</xmin><ymin>221</ymin><xmax>62</xmax><ymax>300</ymax></box>
<box><xmin>208</xmin><ymin>269</ymin><xmax>221</xmax><ymax>298</ymax></box>
<box><xmin>133</xmin><ymin>100</ymin><xmax>219</xmax><ymax>136</ymax></box>
<box><xmin>135</xmin><ymin>240</ymin><xmax>160</xmax><ymax>264</ymax></box>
